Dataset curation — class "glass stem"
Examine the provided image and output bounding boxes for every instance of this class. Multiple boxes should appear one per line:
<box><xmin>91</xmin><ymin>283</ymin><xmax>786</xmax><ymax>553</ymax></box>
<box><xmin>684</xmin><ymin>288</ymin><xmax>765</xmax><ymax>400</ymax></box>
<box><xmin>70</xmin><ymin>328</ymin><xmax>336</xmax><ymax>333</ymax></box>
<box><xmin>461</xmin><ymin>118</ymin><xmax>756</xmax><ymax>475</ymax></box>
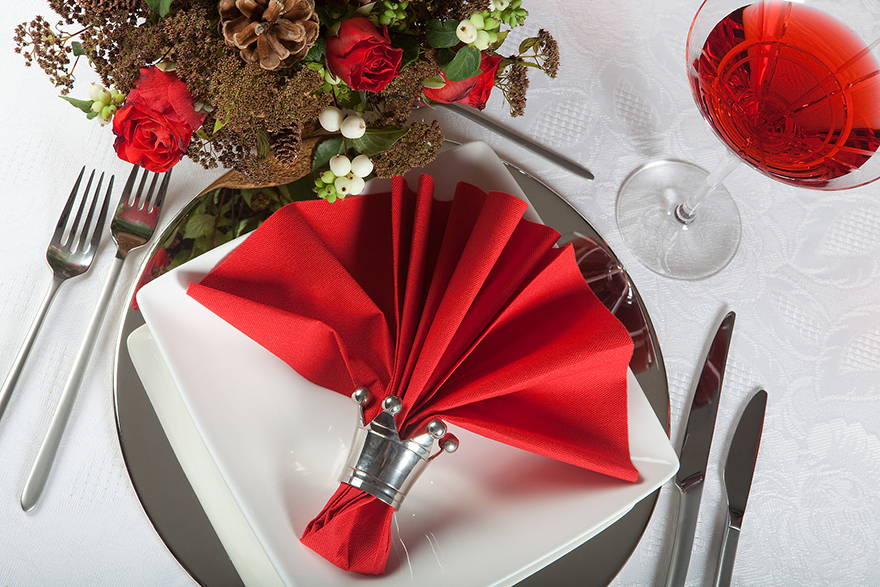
<box><xmin>674</xmin><ymin>150</ymin><xmax>740</xmax><ymax>225</ymax></box>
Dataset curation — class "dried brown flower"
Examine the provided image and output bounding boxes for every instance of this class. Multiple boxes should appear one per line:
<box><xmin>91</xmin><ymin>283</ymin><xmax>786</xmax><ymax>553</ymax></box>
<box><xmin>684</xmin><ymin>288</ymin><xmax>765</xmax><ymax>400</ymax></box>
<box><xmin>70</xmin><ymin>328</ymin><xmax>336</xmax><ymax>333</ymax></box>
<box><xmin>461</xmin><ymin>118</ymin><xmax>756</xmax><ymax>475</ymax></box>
<box><xmin>537</xmin><ymin>28</ymin><xmax>559</xmax><ymax>78</ymax></box>
<box><xmin>13</xmin><ymin>16</ymin><xmax>76</xmax><ymax>93</ymax></box>
<box><xmin>375</xmin><ymin>57</ymin><xmax>442</xmax><ymax>127</ymax></box>
<box><xmin>505</xmin><ymin>63</ymin><xmax>529</xmax><ymax>117</ymax></box>
<box><xmin>373</xmin><ymin>120</ymin><xmax>443</xmax><ymax>178</ymax></box>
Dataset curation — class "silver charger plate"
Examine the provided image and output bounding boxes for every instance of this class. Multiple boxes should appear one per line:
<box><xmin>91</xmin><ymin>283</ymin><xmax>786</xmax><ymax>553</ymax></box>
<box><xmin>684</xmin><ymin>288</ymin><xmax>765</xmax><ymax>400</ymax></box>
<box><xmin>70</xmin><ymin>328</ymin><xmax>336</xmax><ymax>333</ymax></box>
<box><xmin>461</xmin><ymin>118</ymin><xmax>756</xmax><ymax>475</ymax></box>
<box><xmin>113</xmin><ymin>159</ymin><xmax>669</xmax><ymax>587</ymax></box>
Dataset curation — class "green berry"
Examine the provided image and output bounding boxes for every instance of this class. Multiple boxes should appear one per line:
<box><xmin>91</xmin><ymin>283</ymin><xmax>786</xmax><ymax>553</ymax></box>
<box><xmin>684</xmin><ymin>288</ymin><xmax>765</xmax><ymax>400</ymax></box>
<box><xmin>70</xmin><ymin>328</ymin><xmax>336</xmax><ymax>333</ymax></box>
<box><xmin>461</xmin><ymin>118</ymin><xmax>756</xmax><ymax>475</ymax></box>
<box><xmin>321</xmin><ymin>170</ymin><xmax>336</xmax><ymax>183</ymax></box>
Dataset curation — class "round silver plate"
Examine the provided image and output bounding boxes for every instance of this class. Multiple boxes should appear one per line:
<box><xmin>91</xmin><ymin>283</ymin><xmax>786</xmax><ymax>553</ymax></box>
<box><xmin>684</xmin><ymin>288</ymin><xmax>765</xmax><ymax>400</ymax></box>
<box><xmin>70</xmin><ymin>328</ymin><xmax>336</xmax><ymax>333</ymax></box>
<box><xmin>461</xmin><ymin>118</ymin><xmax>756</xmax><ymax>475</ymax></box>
<box><xmin>113</xmin><ymin>161</ymin><xmax>669</xmax><ymax>587</ymax></box>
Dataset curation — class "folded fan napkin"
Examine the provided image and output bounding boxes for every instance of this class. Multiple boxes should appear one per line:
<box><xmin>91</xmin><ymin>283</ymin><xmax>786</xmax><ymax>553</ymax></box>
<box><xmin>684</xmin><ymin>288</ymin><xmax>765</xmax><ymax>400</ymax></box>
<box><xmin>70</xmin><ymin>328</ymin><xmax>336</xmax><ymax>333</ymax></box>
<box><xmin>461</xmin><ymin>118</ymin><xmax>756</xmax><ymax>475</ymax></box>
<box><xmin>187</xmin><ymin>175</ymin><xmax>636</xmax><ymax>575</ymax></box>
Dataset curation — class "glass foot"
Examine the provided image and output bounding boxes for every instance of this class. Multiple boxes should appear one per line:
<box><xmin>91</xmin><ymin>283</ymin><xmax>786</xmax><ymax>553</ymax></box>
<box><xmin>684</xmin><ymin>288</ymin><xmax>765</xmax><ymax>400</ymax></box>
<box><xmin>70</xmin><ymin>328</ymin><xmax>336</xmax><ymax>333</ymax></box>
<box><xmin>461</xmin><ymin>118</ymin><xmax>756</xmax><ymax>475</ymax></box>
<box><xmin>616</xmin><ymin>160</ymin><xmax>741</xmax><ymax>280</ymax></box>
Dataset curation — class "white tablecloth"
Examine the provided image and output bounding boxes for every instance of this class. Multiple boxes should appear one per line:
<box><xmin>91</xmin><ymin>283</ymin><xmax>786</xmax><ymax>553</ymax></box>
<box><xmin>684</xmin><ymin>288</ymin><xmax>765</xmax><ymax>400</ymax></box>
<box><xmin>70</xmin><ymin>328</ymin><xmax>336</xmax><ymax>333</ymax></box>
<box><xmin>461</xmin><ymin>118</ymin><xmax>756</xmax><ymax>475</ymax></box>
<box><xmin>2</xmin><ymin>1</ymin><xmax>879</xmax><ymax>585</ymax></box>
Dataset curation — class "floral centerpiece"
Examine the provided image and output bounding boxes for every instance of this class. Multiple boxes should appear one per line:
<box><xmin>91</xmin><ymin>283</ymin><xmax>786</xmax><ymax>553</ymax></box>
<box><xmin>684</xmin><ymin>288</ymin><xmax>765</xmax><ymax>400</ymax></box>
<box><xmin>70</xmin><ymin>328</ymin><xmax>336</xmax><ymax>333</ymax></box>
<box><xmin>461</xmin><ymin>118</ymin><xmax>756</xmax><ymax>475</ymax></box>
<box><xmin>15</xmin><ymin>0</ymin><xmax>559</xmax><ymax>203</ymax></box>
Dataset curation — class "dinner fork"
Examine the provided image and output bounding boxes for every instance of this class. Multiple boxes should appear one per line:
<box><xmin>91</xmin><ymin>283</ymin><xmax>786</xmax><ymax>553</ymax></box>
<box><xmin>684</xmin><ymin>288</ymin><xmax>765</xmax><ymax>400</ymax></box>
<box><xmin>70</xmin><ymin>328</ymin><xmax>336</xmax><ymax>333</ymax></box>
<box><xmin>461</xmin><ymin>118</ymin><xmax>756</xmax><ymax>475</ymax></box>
<box><xmin>21</xmin><ymin>165</ymin><xmax>170</xmax><ymax>511</ymax></box>
<box><xmin>0</xmin><ymin>168</ymin><xmax>113</xmax><ymax>425</ymax></box>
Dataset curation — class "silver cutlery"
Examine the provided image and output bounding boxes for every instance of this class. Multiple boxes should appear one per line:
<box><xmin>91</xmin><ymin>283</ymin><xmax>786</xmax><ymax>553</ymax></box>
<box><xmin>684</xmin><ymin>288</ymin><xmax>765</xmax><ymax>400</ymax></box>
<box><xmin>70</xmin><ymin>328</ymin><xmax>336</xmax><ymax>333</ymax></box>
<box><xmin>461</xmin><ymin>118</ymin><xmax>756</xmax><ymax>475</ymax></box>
<box><xmin>21</xmin><ymin>165</ymin><xmax>170</xmax><ymax>511</ymax></box>
<box><xmin>664</xmin><ymin>311</ymin><xmax>736</xmax><ymax>587</ymax></box>
<box><xmin>439</xmin><ymin>103</ymin><xmax>596</xmax><ymax>181</ymax></box>
<box><xmin>713</xmin><ymin>389</ymin><xmax>767</xmax><ymax>587</ymax></box>
<box><xmin>0</xmin><ymin>168</ymin><xmax>113</xmax><ymax>425</ymax></box>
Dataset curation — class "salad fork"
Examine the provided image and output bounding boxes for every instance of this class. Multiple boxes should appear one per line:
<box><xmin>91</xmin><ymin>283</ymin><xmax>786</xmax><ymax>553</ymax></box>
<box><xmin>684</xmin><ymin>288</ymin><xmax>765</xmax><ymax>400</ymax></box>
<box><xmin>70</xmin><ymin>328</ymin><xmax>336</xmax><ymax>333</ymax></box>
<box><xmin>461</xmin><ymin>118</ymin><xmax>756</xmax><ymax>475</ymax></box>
<box><xmin>22</xmin><ymin>165</ymin><xmax>170</xmax><ymax>511</ymax></box>
<box><xmin>0</xmin><ymin>168</ymin><xmax>113</xmax><ymax>425</ymax></box>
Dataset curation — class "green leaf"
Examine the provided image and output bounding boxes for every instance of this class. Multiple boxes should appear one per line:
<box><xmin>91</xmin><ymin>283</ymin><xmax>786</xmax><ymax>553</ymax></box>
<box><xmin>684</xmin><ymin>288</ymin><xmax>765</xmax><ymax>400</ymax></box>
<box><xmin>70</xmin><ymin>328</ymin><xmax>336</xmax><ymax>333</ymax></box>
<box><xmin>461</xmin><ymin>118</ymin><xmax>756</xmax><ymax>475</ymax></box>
<box><xmin>236</xmin><ymin>216</ymin><xmax>262</xmax><ymax>238</ymax></box>
<box><xmin>312</xmin><ymin>137</ymin><xmax>344</xmax><ymax>172</ymax></box>
<box><xmin>71</xmin><ymin>41</ymin><xmax>86</xmax><ymax>57</ymax></box>
<box><xmin>391</xmin><ymin>35</ymin><xmax>420</xmax><ymax>69</ymax></box>
<box><xmin>421</xmin><ymin>75</ymin><xmax>446</xmax><ymax>89</ymax></box>
<box><xmin>304</xmin><ymin>36</ymin><xmax>326</xmax><ymax>62</ymax></box>
<box><xmin>439</xmin><ymin>46</ymin><xmax>482</xmax><ymax>82</ymax></box>
<box><xmin>256</xmin><ymin>129</ymin><xmax>270</xmax><ymax>158</ymax></box>
<box><xmin>60</xmin><ymin>95</ymin><xmax>94</xmax><ymax>114</ymax></box>
<box><xmin>350</xmin><ymin>126</ymin><xmax>409</xmax><ymax>157</ymax></box>
<box><xmin>183</xmin><ymin>212</ymin><xmax>216</xmax><ymax>240</ymax></box>
<box><xmin>519</xmin><ymin>37</ymin><xmax>539</xmax><ymax>54</ymax></box>
<box><xmin>353</xmin><ymin>2</ymin><xmax>375</xmax><ymax>17</ymax></box>
<box><xmin>426</xmin><ymin>19</ymin><xmax>461</xmax><ymax>48</ymax></box>
<box><xmin>145</xmin><ymin>0</ymin><xmax>173</xmax><ymax>17</ymax></box>
<box><xmin>282</xmin><ymin>176</ymin><xmax>321</xmax><ymax>203</ymax></box>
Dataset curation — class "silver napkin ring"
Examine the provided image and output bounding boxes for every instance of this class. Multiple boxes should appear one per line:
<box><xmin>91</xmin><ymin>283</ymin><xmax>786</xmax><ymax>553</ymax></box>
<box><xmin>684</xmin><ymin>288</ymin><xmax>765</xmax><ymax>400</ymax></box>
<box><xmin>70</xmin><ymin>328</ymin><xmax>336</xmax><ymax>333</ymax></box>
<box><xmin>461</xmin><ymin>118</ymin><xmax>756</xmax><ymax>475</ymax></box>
<box><xmin>339</xmin><ymin>388</ymin><xmax>459</xmax><ymax>510</ymax></box>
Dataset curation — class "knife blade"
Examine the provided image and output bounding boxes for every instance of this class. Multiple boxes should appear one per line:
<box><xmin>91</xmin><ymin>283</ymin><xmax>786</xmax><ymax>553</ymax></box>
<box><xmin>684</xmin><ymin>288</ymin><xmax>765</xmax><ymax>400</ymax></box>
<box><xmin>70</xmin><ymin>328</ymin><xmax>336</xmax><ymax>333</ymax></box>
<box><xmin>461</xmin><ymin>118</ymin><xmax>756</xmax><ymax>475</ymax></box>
<box><xmin>663</xmin><ymin>310</ymin><xmax>736</xmax><ymax>587</ymax></box>
<box><xmin>713</xmin><ymin>389</ymin><xmax>767</xmax><ymax>587</ymax></box>
<box><xmin>439</xmin><ymin>103</ymin><xmax>596</xmax><ymax>181</ymax></box>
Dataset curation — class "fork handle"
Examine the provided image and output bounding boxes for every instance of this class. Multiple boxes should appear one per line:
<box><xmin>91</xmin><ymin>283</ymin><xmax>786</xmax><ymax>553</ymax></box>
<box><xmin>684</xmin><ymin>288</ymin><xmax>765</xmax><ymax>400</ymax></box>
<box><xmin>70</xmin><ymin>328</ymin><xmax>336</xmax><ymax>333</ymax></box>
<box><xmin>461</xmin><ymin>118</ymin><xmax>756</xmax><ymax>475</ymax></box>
<box><xmin>0</xmin><ymin>276</ymin><xmax>65</xmax><ymax>424</ymax></box>
<box><xmin>21</xmin><ymin>257</ymin><xmax>124</xmax><ymax>511</ymax></box>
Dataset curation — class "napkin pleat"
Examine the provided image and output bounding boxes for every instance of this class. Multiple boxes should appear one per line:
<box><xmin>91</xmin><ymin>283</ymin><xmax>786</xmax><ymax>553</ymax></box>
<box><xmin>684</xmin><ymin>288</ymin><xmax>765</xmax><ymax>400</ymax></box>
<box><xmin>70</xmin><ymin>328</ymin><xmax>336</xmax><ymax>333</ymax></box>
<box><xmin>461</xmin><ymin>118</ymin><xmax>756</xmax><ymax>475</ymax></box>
<box><xmin>397</xmin><ymin>183</ymin><xmax>533</xmax><ymax>423</ymax></box>
<box><xmin>188</xmin><ymin>174</ymin><xmax>637</xmax><ymax>576</ymax></box>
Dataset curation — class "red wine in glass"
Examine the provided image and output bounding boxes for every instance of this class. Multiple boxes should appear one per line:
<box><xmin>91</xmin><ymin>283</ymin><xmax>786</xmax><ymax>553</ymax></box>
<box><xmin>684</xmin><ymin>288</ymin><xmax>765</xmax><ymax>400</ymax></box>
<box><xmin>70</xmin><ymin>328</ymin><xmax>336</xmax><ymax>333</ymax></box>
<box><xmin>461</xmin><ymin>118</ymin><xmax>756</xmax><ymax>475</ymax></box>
<box><xmin>691</xmin><ymin>1</ymin><xmax>880</xmax><ymax>188</ymax></box>
<box><xmin>616</xmin><ymin>0</ymin><xmax>880</xmax><ymax>280</ymax></box>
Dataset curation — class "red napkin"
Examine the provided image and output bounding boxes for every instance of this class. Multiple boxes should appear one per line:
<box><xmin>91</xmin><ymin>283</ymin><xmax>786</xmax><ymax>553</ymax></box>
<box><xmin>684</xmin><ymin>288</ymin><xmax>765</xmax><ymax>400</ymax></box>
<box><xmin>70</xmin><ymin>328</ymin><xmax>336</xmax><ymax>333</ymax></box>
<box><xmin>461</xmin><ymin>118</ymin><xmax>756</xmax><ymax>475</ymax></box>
<box><xmin>188</xmin><ymin>175</ymin><xmax>636</xmax><ymax>575</ymax></box>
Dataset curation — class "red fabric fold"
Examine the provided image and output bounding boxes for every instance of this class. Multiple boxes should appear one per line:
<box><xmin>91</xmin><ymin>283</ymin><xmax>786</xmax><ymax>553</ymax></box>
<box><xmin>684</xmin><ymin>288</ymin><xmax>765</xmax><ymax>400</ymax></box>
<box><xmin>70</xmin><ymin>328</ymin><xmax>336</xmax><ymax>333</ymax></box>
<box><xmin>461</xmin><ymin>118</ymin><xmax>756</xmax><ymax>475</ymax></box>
<box><xmin>187</xmin><ymin>175</ymin><xmax>636</xmax><ymax>575</ymax></box>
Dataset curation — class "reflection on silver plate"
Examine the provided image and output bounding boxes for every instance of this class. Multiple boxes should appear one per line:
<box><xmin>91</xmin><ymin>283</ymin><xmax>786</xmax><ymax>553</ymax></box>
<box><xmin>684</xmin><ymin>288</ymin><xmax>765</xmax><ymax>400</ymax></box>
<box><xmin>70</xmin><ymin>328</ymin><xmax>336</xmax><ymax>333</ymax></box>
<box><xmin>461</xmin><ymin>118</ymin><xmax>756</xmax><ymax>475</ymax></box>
<box><xmin>113</xmin><ymin>159</ymin><xmax>668</xmax><ymax>587</ymax></box>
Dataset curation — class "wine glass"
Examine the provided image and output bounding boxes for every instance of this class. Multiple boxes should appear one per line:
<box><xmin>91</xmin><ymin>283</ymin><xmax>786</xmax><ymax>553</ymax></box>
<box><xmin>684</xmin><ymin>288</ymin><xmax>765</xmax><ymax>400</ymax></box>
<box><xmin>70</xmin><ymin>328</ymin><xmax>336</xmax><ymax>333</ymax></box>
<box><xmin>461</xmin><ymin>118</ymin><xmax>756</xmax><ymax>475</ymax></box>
<box><xmin>616</xmin><ymin>0</ymin><xmax>880</xmax><ymax>280</ymax></box>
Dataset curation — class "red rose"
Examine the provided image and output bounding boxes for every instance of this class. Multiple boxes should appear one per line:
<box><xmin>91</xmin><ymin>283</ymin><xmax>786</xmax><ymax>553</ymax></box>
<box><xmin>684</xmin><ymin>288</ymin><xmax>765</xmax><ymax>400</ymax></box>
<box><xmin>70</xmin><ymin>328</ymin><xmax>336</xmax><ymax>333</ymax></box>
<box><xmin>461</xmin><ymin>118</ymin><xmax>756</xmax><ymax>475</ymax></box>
<box><xmin>423</xmin><ymin>53</ymin><xmax>502</xmax><ymax>110</ymax></box>
<box><xmin>326</xmin><ymin>17</ymin><xmax>403</xmax><ymax>92</ymax></box>
<box><xmin>112</xmin><ymin>67</ymin><xmax>205</xmax><ymax>173</ymax></box>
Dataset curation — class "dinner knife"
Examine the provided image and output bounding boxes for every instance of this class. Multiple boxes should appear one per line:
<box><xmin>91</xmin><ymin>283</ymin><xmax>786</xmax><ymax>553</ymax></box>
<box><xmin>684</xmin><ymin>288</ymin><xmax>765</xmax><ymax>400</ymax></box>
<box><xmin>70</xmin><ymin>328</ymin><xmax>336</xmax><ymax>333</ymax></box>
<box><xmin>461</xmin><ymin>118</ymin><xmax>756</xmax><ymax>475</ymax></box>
<box><xmin>439</xmin><ymin>103</ymin><xmax>596</xmax><ymax>180</ymax></box>
<box><xmin>713</xmin><ymin>389</ymin><xmax>767</xmax><ymax>587</ymax></box>
<box><xmin>663</xmin><ymin>311</ymin><xmax>736</xmax><ymax>587</ymax></box>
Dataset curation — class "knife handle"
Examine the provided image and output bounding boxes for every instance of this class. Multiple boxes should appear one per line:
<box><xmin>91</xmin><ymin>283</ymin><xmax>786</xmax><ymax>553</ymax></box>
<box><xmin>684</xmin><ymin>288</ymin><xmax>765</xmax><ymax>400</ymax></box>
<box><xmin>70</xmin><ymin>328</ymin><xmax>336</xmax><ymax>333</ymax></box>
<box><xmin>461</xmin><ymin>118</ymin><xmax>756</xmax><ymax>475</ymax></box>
<box><xmin>713</xmin><ymin>512</ymin><xmax>742</xmax><ymax>587</ymax></box>
<box><xmin>664</xmin><ymin>484</ymin><xmax>704</xmax><ymax>587</ymax></box>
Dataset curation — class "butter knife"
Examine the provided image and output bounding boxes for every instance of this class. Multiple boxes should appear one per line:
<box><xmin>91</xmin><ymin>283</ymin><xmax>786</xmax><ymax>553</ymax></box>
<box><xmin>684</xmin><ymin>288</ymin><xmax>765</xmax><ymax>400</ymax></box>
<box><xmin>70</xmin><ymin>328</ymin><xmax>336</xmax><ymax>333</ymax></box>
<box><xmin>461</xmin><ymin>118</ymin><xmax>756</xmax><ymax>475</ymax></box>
<box><xmin>664</xmin><ymin>311</ymin><xmax>736</xmax><ymax>587</ymax></box>
<box><xmin>713</xmin><ymin>389</ymin><xmax>767</xmax><ymax>587</ymax></box>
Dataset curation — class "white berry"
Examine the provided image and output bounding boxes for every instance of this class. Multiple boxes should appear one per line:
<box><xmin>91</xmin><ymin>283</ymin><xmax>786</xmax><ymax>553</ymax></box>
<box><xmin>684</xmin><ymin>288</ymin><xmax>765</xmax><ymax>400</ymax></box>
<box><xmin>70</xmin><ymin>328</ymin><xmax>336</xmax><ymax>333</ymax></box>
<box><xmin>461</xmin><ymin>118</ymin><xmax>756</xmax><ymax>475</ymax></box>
<box><xmin>348</xmin><ymin>175</ymin><xmax>366</xmax><ymax>195</ymax></box>
<box><xmin>319</xmin><ymin>106</ymin><xmax>344</xmax><ymax>132</ymax></box>
<box><xmin>474</xmin><ymin>30</ymin><xmax>491</xmax><ymax>50</ymax></box>
<box><xmin>334</xmin><ymin>176</ymin><xmax>353</xmax><ymax>197</ymax></box>
<box><xmin>456</xmin><ymin>20</ymin><xmax>477</xmax><ymax>44</ymax></box>
<box><xmin>340</xmin><ymin>115</ymin><xmax>366</xmax><ymax>139</ymax></box>
<box><xmin>350</xmin><ymin>154</ymin><xmax>374</xmax><ymax>178</ymax></box>
<box><xmin>329</xmin><ymin>155</ymin><xmax>352</xmax><ymax>176</ymax></box>
<box><xmin>88</xmin><ymin>84</ymin><xmax>111</xmax><ymax>104</ymax></box>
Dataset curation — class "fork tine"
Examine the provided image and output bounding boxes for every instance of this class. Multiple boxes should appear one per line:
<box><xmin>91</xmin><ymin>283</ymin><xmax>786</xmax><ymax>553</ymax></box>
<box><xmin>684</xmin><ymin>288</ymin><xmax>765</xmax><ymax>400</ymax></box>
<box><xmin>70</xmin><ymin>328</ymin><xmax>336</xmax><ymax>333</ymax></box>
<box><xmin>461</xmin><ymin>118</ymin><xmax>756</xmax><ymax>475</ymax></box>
<box><xmin>141</xmin><ymin>172</ymin><xmax>160</xmax><ymax>211</ymax></box>
<box><xmin>76</xmin><ymin>173</ymin><xmax>104</xmax><ymax>253</ymax></box>
<box><xmin>87</xmin><ymin>175</ymin><xmax>114</xmax><ymax>253</ymax></box>
<box><xmin>67</xmin><ymin>170</ymin><xmax>95</xmax><ymax>249</ymax></box>
<box><xmin>153</xmin><ymin>170</ymin><xmax>172</xmax><ymax>211</ymax></box>
<box><xmin>135</xmin><ymin>168</ymin><xmax>151</xmax><ymax>210</ymax></box>
<box><xmin>52</xmin><ymin>167</ymin><xmax>86</xmax><ymax>244</ymax></box>
<box><xmin>119</xmin><ymin>164</ymin><xmax>139</xmax><ymax>207</ymax></box>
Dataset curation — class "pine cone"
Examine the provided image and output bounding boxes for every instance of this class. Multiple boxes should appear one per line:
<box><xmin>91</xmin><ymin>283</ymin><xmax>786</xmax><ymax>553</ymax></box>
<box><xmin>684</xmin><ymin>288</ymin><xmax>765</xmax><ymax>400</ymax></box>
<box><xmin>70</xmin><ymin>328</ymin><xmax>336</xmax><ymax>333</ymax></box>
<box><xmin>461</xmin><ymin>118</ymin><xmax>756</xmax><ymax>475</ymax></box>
<box><xmin>271</xmin><ymin>124</ymin><xmax>302</xmax><ymax>166</ymax></box>
<box><xmin>219</xmin><ymin>0</ymin><xmax>320</xmax><ymax>70</ymax></box>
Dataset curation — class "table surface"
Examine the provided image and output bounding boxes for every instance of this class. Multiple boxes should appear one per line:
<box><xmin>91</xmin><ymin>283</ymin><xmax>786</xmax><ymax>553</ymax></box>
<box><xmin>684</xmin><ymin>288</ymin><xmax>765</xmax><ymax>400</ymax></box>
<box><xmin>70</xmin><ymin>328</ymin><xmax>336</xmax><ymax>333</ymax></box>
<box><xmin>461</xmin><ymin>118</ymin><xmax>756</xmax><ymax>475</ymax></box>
<box><xmin>2</xmin><ymin>1</ymin><xmax>879</xmax><ymax>585</ymax></box>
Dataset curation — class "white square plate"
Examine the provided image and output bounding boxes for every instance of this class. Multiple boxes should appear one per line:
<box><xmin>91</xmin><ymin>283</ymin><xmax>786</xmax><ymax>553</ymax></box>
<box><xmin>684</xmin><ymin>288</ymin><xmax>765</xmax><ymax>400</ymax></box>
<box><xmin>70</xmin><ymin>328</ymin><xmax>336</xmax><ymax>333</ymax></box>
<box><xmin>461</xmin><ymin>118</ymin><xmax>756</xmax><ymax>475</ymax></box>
<box><xmin>133</xmin><ymin>142</ymin><xmax>678</xmax><ymax>587</ymax></box>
